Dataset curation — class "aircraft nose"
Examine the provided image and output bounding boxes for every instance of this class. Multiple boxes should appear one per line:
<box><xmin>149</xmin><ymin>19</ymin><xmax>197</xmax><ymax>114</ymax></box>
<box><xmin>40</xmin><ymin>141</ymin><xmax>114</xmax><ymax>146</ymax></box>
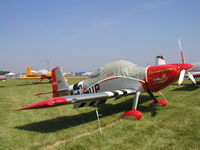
<box><xmin>175</xmin><ymin>63</ymin><xmax>195</xmax><ymax>71</ymax></box>
<box><xmin>182</xmin><ymin>63</ymin><xmax>195</xmax><ymax>70</ymax></box>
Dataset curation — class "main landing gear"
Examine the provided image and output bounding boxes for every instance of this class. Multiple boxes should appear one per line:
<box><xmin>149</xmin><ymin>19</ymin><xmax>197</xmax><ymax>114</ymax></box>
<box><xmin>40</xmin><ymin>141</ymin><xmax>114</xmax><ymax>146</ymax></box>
<box><xmin>121</xmin><ymin>91</ymin><xmax>143</xmax><ymax>120</ymax></box>
<box><xmin>121</xmin><ymin>91</ymin><xmax>167</xmax><ymax>120</ymax></box>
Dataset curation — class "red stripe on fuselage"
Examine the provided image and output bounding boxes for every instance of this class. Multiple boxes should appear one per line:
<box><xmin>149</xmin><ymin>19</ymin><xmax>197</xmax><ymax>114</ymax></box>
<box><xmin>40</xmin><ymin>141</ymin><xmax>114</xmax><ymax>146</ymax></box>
<box><xmin>102</xmin><ymin>77</ymin><xmax>119</xmax><ymax>83</ymax></box>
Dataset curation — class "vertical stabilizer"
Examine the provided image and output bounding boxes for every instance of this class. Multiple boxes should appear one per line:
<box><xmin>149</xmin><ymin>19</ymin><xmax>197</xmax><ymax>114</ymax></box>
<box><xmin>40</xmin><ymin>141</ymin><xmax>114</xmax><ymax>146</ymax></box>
<box><xmin>52</xmin><ymin>67</ymin><xmax>69</xmax><ymax>97</ymax></box>
<box><xmin>155</xmin><ymin>56</ymin><xmax>166</xmax><ymax>65</ymax></box>
<box><xmin>26</xmin><ymin>66</ymin><xmax>32</xmax><ymax>76</ymax></box>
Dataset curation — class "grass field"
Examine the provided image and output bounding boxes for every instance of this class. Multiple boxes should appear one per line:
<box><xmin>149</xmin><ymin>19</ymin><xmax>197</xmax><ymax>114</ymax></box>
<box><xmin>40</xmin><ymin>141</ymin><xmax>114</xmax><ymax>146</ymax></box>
<box><xmin>0</xmin><ymin>78</ymin><xmax>200</xmax><ymax>150</ymax></box>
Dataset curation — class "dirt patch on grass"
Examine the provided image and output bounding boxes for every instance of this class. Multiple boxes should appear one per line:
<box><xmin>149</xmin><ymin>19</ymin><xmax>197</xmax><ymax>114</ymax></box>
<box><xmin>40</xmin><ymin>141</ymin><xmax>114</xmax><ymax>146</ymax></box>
<box><xmin>41</xmin><ymin>120</ymin><xmax>122</xmax><ymax>150</ymax></box>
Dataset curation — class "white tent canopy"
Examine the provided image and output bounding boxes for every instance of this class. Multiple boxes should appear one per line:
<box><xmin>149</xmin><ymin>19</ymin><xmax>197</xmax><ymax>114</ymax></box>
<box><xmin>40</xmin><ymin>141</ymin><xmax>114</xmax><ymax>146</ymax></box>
<box><xmin>6</xmin><ymin>72</ymin><xmax>15</xmax><ymax>76</ymax></box>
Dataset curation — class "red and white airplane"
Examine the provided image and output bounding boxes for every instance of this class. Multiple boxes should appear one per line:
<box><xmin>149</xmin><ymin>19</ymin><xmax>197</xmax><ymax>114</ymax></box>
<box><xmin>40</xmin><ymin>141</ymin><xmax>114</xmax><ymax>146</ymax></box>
<box><xmin>16</xmin><ymin>58</ymin><xmax>195</xmax><ymax>120</ymax></box>
<box><xmin>155</xmin><ymin>39</ymin><xmax>198</xmax><ymax>84</ymax></box>
<box><xmin>155</xmin><ymin>55</ymin><xmax>198</xmax><ymax>85</ymax></box>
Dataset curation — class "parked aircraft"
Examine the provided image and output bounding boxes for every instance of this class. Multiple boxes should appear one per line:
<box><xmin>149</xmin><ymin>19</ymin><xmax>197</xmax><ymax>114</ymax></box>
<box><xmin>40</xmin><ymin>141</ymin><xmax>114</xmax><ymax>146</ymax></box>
<box><xmin>0</xmin><ymin>77</ymin><xmax>6</xmax><ymax>81</ymax></box>
<box><xmin>16</xmin><ymin>58</ymin><xmax>194</xmax><ymax>120</ymax></box>
<box><xmin>155</xmin><ymin>55</ymin><xmax>197</xmax><ymax>84</ymax></box>
<box><xmin>19</xmin><ymin>66</ymin><xmax>52</xmax><ymax>81</ymax></box>
<box><xmin>188</xmin><ymin>62</ymin><xmax>200</xmax><ymax>78</ymax></box>
<box><xmin>155</xmin><ymin>39</ymin><xmax>198</xmax><ymax>84</ymax></box>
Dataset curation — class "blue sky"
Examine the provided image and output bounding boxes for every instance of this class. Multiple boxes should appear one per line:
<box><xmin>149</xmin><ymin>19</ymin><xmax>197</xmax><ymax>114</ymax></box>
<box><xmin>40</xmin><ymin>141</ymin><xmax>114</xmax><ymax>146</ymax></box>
<box><xmin>0</xmin><ymin>0</ymin><xmax>200</xmax><ymax>73</ymax></box>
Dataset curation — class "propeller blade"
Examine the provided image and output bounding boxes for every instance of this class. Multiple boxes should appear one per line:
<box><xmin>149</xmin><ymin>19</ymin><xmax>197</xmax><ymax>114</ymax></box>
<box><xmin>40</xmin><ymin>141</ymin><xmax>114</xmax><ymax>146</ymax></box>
<box><xmin>178</xmin><ymin>38</ymin><xmax>185</xmax><ymax>64</ymax></box>
<box><xmin>188</xmin><ymin>72</ymin><xmax>196</xmax><ymax>84</ymax></box>
<box><xmin>178</xmin><ymin>70</ymin><xmax>186</xmax><ymax>85</ymax></box>
<box><xmin>181</xmin><ymin>51</ymin><xmax>185</xmax><ymax>64</ymax></box>
<box><xmin>178</xmin><ymin>38</ymin><xmax>183</xmax><ymax>51</ymax></box>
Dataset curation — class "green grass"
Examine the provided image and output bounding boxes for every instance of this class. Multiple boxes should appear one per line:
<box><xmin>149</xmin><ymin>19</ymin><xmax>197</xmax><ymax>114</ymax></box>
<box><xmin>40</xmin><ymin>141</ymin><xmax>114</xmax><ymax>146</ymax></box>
<box><xmin>0</xmin><ymin>79</ymin><xmax>200</xmax><ymax>150</ymax></box>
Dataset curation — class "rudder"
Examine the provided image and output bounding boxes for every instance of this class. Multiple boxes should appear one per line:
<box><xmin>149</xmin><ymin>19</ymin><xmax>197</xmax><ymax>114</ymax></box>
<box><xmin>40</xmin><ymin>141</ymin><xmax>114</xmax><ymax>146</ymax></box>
<box><xmin>52</xmin><ymin>67</ymin><xmax>69</xmax><ymax>97</ymax></box>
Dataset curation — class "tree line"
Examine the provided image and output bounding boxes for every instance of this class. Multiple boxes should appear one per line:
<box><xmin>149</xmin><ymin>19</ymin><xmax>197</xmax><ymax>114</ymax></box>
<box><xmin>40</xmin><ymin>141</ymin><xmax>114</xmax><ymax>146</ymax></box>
<box><xmin>0</xmin><ymin>71</ymin><xmax>10</xmax><ymax>75</ymax></box>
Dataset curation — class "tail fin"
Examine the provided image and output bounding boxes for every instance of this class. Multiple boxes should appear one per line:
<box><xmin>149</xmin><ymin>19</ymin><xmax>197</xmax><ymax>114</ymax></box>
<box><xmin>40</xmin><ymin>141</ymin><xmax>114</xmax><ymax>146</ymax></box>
<box><xmin>52</xmin><ymin>67</ymin><xmax>69</xmax><ymax>97</ymax></box>
<box><xmin>26</xmin><ymin>66</ymin><xmax>32</xmax><ymax>76</ymax></box>
<box><xmin>155</xmin><ymin>56</ymin><xmax>166</xmax><ymax>65</ymax></box>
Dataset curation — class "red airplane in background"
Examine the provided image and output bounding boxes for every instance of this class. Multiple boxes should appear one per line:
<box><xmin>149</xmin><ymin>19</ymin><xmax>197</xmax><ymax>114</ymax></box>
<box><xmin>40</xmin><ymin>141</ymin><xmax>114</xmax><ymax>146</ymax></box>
<box><xmin>187</xmin><ymin>62</ymin><xmax>200</xmax><ymax>79</ymax></box>
<box><xmin>0</xmin><ymin>77</ymin><xmax>7</xmax><ymax>81</ymax></box>
<box><xmin>16</xmin><ymin>56</ymin><xmax>195</xmax><ymax>120</ymax></box>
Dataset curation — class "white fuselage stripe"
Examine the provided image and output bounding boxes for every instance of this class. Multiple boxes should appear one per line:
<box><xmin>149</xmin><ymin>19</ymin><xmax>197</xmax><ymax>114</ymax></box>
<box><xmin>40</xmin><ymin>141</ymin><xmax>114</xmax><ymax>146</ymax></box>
<box><xmin>124</xmin><ymin>89</ymin><xmax>132</xmax><ymax>94</ymax></box>
<box><xmin>114</xmin><ymin>90</ymin><xmax>124</xmax><ymax>95</ymax></box>
<box><xmin>104</xmin><ymin>91</ymin><xmax>115</xmax><ymax>97</ymax></box>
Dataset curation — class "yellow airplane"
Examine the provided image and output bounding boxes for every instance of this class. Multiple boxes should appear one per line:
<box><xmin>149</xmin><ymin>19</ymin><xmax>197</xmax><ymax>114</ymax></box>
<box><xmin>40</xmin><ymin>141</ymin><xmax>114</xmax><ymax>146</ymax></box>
<box><xmin>19</xmin><ymin>66</ymin><xmax>52</xmax><ymax>81</ymax></box>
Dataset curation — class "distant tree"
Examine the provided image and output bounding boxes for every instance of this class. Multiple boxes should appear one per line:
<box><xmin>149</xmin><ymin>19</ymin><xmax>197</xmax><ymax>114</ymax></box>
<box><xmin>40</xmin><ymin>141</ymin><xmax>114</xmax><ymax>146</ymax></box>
<box><xmin>0</xmin><ymin>71</ymin><xmax>10</xmax><ymax>75</ymax></box>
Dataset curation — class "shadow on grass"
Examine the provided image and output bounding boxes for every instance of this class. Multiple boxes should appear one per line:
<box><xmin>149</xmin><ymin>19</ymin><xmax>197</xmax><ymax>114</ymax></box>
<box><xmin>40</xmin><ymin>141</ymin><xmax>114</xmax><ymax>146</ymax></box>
<box><xmin>172</xmin><ymin>83</ymin><xmax>199</xmax><ymax>91</ymax></box>
<box><xmin>15</xmin><ymin>95</ymin><xmax>159</xmax><ymax>133</ymax></box>
<box><xmin>16</xmin><ymin>81</ymin><xmax>50</xmax><ymax>87</ymax></box>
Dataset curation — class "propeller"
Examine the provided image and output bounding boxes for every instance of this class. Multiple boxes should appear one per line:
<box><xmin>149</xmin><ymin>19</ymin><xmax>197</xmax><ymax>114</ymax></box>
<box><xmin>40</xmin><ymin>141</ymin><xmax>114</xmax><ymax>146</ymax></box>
<box><xmin>177</xmin><ymin>38</ymin><xmax>196</xmax><ymax>85</ymax></box>
<box><xmin>187</xmin><ymin>72</ymin><xmax>196</xmax><ymax>84</ymax></box>
<box><xmin>178</xmin><ymin>69</ymin><xmax>185</xmax><ymax>85</ymax></box>
<box><xmin>178</xmin><ymin>39</ymin><xmax>185</xmax><ymax>64</ymax></box>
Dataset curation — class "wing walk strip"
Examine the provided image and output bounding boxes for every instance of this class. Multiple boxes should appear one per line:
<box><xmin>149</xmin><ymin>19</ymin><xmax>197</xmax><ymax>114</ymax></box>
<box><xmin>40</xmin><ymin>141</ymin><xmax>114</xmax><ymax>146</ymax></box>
<box><xmin>105</xmin><ymin>89</ymin><xmax>135</xmax><ymax>97</ymax></box>
<box><xmin>73</xmin><ymin>89</ymin><xmax>136</xmax><ymax>108</ymax></box>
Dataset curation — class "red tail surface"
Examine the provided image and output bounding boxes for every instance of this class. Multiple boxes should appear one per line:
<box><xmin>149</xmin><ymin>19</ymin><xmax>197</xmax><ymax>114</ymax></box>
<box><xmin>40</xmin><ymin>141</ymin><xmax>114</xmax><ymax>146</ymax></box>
<box><xmin>52</xmin><ymin>67</ymin><xmax>59</xmax><ymax>97</ymax></box>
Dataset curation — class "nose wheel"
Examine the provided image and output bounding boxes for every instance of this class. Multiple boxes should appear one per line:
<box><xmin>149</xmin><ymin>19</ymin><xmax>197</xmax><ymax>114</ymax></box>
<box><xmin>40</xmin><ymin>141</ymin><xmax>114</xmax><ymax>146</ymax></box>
<box><xmin>149</xmin><ymin>99</ymin><xmax>167</xmax><ymax>107</ymax></box>
<box><xmin>120</xmin><ymin>90</ymin><xmax>168</xmax><ymax>120</ymax></box>
<box><xmin>148</xmin><ymin>91</ymin><xmax>167</xmax><ymax>107</ymax></box>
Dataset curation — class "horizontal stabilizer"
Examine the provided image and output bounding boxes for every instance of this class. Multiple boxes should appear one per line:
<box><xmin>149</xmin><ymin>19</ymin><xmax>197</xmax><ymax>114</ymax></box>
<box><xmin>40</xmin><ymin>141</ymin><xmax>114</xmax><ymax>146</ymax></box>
<box><xmin>15</xmin><ymin>97</ymin><xmax>67</xmax><ymax>111</ymax></box>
